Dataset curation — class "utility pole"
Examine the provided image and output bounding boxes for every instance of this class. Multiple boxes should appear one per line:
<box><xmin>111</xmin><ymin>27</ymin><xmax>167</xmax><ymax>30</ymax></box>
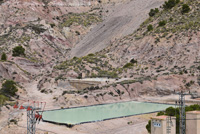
<box><xmin>175</xmin><ymin>91</ymin><xmax>193</xmax><ymax>134</ymax></box>
<box><xmin>26</xmin><ymin>106</ymin><xmax>40</xmax><ymax>134</ymax></box>
<box><xmin>13</xmin><ymin>100</ymin><xmax>46</xmax><ymax>134</ymax></box>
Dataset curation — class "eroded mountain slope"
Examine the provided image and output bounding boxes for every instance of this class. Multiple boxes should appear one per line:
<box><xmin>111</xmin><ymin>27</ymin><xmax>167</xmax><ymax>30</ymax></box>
<box><xmin>0</xmin><ymin>0</ymin><xmax>104</xmax><ymax>83</ymax></box>
<box><xmin>71</xmin><ymin>0</ymin><xmax>165</xmax><ymax>57</ymax></box>
<box><xmin>51</xmin><ymin>0</ymin><xmax>200</xmax><ymax>106</ymax></box>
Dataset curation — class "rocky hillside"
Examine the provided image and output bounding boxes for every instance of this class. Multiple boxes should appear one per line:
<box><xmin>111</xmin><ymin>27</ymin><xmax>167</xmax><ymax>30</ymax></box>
<box><xmin>0</xmin><ymin>0</ymin><xmax>105</xmax><ymax>83</ymax></box>
<box><xmin>1</xmin><ymin>0</ymin><xmax>200</xmax><ymax>133</ymax></box>
<box><xmin>49</xmin><ymin>0</ymin><xmax>200</xmax><ymax>105</ymax></box>
<box><xmin>70</xmin><ymin>0</ymin><xmax>165</xmax><ymax>57</ymax></box>
<box><xmin>0</xmin><ymin>0</ymin><xmax>139</xmax><ymax>106</ymax></box>
<box><xmin>1</xmin><ymin>0</ymin><xmax>200</xmax><ymax>110</ymax></box>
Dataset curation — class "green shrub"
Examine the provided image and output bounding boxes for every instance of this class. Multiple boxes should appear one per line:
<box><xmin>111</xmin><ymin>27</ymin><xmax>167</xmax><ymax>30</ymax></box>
<box><xmin>0</xmin><ymin>94</ymin><xmax>8</xmax><ymax>106</ymax></box>
<box><xmin>182</xmin><ymin>4</ymin><xmax>190</xmax><ymax>14</ymax></box>
<box><xmin>77</xmin><ymin>73</ymin><xmax>82</xmax><ymax>79</ymax></box>
<box><xmin>87</xmin><ymin>53</ymin><xmax>95</xmax><ymax>57</ymax></box>
<box><xmin>185</xmin><ymin>80</ymin><xmax>195</xmax><ymax>87</ymax></box>
<box><xmin>163</xmin><ymin>0</ymin><xmax>180</xmax><ymax>9</ymax></box>
<box><xmin>169</xmin><ymin>17</ymin><xmax>173</xmax><ymax>21</ymax></box>
<box><xmin>147</xmin><ymin>24</ymin><xmax>153</xmax><ymax>31</ymax></box>
<box><xmin>109</xmin><ymin>91</ymin><xmax>114</xmax><ymax>96</ymax></box>
<box><xmin>149</xmin><ymin>8</ymin><xmax>159</xmax><ymax>17</ymax></box>
<box><xmin>165</xmin><ymin>107</ymin><xmax>176</xmax><ymax>116</ymax></box>
<box><xmin>154</xmin><ymin>8</ymin><xmax>159</xmax><ymax>13</ymax></box>
<box><xmin>0</xmin><ymin>0</ymin><xmax>4</xmax><ymax>4</ymax></box>
<box><xmin>123</xmin><ymin>63</ymin><xmax>134</xmax><ymax>68</ymax></box>
<box><xmin>130</xmin><ymin>58</ymin><xmax>137</xmax><ymax>64</ymax></box>
<box><xmin>50</xmin><ymin>23</ymin><xmax>55</xmax><ymax>28</ymax></box>
<box><xmin>1</xmin><ymin>52</ymin><xmax>7</xmax><ymax>61</ymax></box>
<box><xmin>75</xmin><ymin>31</ymin><xmax>80</xmax><ymax>35</ymax></box>
<box><xmin>146</xmin><ymin>120</ymin><xmax>151</xmax><ymax>133</ymax></box>
<box><xmin>31</xmin><ymin>25</ymin><xmax>46</xmax><ymax>34</ymax></box>
<box><xmin>146</xmin><ymin>104</ymin><xmax>200</xmax><ymax>134</ymax></box>
<box><xmin>157</xmin><ymin>111</ymin><xmax>165</xmax><ymax>116</ymax></box>
<box><xmin>12</xmin><ymin>46</ymin><xmax>25</xmax><ymax>57</ymax></box>
<box><xmin>10</xmin><ymin>119</ymin><xmax>18</xmax><ymax>124</ymax></box>
<box><xmin>1</xmin><ymin>80</ymin><xmax>18</xmax><ymax>96</ymax></box>
<box><xmin>159</xmin><ymin>20</ymin><xmax>167</xmax><ymax>26</ymax></box>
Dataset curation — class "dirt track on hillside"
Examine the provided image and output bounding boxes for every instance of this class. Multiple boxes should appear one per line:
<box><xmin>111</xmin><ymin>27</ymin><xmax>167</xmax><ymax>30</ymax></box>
<box><xmin>71</xmin><ymin>0</ymin><xmax>165</xmax><ymax>57</ymax></box>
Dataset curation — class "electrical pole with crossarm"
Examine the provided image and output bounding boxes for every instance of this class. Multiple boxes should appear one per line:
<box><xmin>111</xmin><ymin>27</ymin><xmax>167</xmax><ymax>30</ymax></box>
<box><xmin>175</xmin><ymin>91</ymin><xmax>196</xmax><ymax>134</ymax></box>
<box><xmin>13</xmin><ymin>100</ymin><xmax>46</xmax><ymax>134</ymax></box>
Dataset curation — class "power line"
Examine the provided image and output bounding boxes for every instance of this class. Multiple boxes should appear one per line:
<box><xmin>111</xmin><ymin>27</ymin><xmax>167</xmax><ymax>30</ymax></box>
<box><xmin>166</xmin><ymin>118</ymin><xmax>200</xmax><ymax>121</ymax></box>
<box><xmin>174</xmin><ymin>91</ymin><xmax>197</xmax><ymax>134</ymax></box>
<box><xmin>13</xmin><ymin>100</ymin><xmax>46</xmax><ymax>134</ymax></box>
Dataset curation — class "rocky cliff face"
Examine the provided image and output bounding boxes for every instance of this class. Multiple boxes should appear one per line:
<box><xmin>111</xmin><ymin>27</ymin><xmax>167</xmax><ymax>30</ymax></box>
<box><xmin>1</xmin><ymin>0</ymin><xmax>200</xmax><ymax>133</ymax></box>
<box><xmin>49</xmin><ymin>0</ymin><xmax>200</xmax><ymax>106</ymax></box>
<box><xmin>1</xmin><ymin>0</ymin><xmax>200</xmax><ymax>108</ymax></box>
<box><xmin>0</xmin><ymin>0</ymin><xmax>104</xmax><ymax>83</ymax></box>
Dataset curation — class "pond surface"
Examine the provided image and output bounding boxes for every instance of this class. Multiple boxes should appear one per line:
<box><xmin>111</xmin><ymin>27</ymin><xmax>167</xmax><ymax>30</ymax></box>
<box><xmin>42</xmin><ymin>101</ymin><xmax>174</xmax><ymax>125</ymax></box>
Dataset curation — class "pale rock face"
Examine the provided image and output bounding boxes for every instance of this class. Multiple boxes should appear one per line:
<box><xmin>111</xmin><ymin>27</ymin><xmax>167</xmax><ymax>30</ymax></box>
<box><xmin>39</xmin><ymin>20</ymin><xmax>48</xmax><ymax>28</ymax></box>
<box><xmin>62</xmin><ymin>27</ymin><xmax>71</xmax><ymax>38</ymax></box>
<box><xmin>0</xmin><ymin>27</ymin><xmax>10</xmax><ymax>36</ymax></box>
<box><xmin>67</xmin><ymin>70</ymin><xmax>78</xmax><ymax>78</ymax></box>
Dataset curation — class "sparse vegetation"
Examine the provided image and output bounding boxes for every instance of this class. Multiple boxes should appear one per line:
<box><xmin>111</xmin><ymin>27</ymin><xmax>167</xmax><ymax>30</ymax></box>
<box><xmin>163</xmin><ymin>0</ymin><xmax>180</xmax><ymax>9</ymax></box>
<box><xmin>185</xmin><ymin>80</ymin><xmax>195</xmax><ymax>88</ymax></box>
<box><xmin>61</xmin><ymin>13</ymin><xmax>101</xmax><ymax>28</ymax></box>
<box><xmin>30</xmin><ymin>24</ymin><xmax>46</xmax><ymax>34</ymax></box>
<box><xmin>93</xmin><ymin>70</ymin><xmax>118</xmax><ymax>78</ymax></box>
<box><xmin>55</xmin><ymin>53</ymin><xmax>121</xmax><ymax>78</ymax></box>
<box><xmin>137</xmin><ymin>0</ymin><xmax>199</xmax><ymax>40</ymax></box>
<box><xmin>149</xmin><ymin>8</ymin><xmax>159</xmax><ymax>17</ymax></box>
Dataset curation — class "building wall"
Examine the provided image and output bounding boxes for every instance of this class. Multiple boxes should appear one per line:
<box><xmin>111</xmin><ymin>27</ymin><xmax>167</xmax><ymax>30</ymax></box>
<box><xmin>151</xmin><ymin>119</ymin><xmax>166</xmax><ymax>134</ymax></box>
<box><xmin>198</xmin><ymin>114</ymin><xmax>200</xmax><ymax>134</ymax></box>
<box><xmin>151</xmin><ymin>117</ymin><xmax>176</xmax><ymax>134</ymax></box>
<box><xmin>186</xmin><ymin>112</ymin><xmax>200</xmax><ymax>134</ymax></box>
<box><xmin>170</xmin><ymin>118</ymin><xmax>176</xmax><ymax>134</ymax></box>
